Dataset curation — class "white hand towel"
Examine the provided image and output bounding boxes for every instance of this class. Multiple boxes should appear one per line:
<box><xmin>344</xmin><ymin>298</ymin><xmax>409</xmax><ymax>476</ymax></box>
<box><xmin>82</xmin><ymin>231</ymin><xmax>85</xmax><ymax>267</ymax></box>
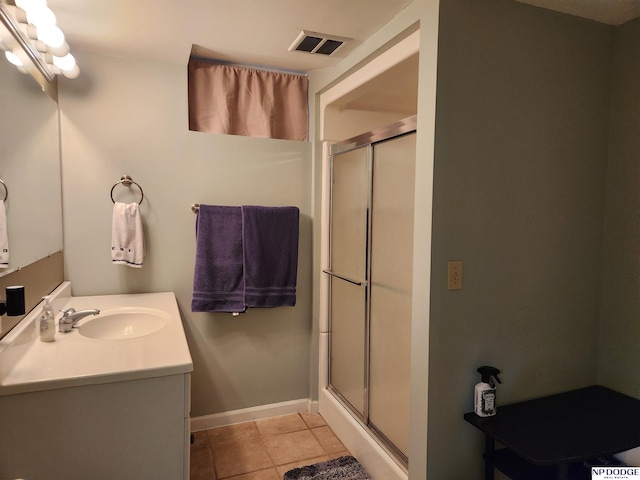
<box><xmin>0</xmin><ymin>200</ymin><xmax>8</xmax><ymax>269</ymax></box>
<box><xmin>111</xmin><ymin>202</ymin><xmax>144</xmax><ymax>268</ymax></box>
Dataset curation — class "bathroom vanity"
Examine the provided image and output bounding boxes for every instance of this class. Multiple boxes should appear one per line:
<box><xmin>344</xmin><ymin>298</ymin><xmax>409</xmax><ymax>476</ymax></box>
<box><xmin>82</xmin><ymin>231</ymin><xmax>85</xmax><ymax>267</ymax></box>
<box><xmin>0</xmin><ymin>282</ymin><xmax>193</xmax><ymax>480</ymax></box>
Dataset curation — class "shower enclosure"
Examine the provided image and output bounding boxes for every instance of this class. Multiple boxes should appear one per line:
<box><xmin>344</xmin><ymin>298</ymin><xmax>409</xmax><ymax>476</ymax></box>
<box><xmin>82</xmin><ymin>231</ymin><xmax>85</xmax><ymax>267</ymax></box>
<box><xmin>324</xmin><ymin>116</ymin><xmax>416</xmax><ymax>467</ymax></box>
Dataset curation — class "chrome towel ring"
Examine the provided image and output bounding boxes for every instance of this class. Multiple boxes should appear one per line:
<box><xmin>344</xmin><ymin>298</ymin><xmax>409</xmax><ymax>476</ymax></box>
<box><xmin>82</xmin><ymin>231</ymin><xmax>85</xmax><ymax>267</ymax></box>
<box><xmin>0</xmin><ymin>179</ymin><xmax>7</xmax><ymax>202</ymax></box>
<box><xmin>110</xmin><ymin>175</ymin><xmax>144</xmax><ymax>205</ymax></box>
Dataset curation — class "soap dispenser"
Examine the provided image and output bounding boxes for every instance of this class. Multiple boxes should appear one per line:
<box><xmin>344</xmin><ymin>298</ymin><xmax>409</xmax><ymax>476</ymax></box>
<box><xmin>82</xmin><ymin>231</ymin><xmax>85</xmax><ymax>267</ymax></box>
<box><xmin>39</xmin><ymin>296</ymin><xmax>55</xmax><ymax>342</ymax></box>
<box><xmin>474</xmin><ymin>366</ymin><xmax>501</xmax><ymax>417</ymax></box>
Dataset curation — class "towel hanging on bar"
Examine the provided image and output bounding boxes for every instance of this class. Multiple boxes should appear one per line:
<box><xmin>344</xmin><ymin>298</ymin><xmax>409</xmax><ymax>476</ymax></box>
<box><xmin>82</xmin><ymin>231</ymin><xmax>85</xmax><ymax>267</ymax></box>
<box><xmin>192</xmin><ymin>205</ymin><xmax>246</xmax><ymax>313</ymax></box>
<box><xmin>111</xmin><ymin>202</ymin><xmax>144</xmax><ymax>268</ymax></box>
<box><xmin>191</xmin><ymin>204</ymin><xmax>299</xmax><ymax>313</ymax></box>
<box><xmin>242</xmin><ymin>205</ymin><xmax>299</xmax><ymax>308</ymax></box>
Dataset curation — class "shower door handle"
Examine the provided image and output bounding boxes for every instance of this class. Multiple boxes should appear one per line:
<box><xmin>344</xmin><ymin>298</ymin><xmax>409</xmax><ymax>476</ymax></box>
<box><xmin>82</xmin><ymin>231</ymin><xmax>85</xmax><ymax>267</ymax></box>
<box><xmin>322</xmin><ymin>270</ymin><xmax>365</xmax><ymax>286</ymax></box>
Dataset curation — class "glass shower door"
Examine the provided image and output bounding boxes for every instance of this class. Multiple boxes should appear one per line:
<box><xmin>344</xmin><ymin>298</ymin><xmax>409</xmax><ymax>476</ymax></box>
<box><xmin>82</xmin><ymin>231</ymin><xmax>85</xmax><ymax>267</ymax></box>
<box><xmin>368</xmin><ymin>132</ymin><xmax>416</xmax><ymax>459</ymax></box>
<box><xmin>327</xmin><ymin>116</ymin><xmax>416</xmax><ymax>466</ymax></box>
<box><xmin>328</xmin><ymin>145</ymin><xmax>369</xmax><ymax>417</ymax></box>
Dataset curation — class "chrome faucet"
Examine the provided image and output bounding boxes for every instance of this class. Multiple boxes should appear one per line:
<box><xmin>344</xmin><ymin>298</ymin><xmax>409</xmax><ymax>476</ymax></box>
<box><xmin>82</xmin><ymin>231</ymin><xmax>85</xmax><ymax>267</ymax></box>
<box><xmin>58</xmin><ymin>308</ymin><xmax>101</xmax><ymax>333</ymax></box>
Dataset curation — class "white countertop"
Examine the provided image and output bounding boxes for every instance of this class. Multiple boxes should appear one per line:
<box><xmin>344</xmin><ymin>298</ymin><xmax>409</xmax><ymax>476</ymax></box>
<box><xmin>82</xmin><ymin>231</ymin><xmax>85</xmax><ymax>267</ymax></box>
<box><xmin>0</xmin><ymin>282</ymin><xmax>193</xmax><ymax>396</ymax></box>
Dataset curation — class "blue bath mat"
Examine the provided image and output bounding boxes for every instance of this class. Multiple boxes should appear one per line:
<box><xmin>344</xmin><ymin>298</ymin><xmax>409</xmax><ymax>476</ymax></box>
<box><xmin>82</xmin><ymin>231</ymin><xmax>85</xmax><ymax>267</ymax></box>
<box><xmin>283</xmin><ymin>456</ymin><xmax>371</xmax><ymax>480</ymax></box>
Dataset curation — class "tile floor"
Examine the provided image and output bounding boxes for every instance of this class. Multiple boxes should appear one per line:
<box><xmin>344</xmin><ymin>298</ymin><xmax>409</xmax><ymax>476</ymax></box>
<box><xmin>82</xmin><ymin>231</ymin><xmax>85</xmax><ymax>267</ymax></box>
<box><xmin>190</xmin><ymin>412</ymin><xmax>350</xmax><ymax>480</ymax></box>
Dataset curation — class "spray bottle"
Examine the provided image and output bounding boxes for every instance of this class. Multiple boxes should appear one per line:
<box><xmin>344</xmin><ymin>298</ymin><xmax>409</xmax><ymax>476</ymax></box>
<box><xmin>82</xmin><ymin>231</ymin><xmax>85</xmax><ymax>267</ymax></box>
<box><xmin>474</xmin><ymin>366</ymin><xmax>501</xmax><ymax>417</ymax></box>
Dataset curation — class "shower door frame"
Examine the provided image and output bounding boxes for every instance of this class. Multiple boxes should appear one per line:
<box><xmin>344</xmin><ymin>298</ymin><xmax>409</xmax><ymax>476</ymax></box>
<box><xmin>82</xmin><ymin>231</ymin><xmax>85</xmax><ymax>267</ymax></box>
<box><xmin>325</xmin><ymin>115</ymin><xmax>417</xmax><ymax>468</ymax></box>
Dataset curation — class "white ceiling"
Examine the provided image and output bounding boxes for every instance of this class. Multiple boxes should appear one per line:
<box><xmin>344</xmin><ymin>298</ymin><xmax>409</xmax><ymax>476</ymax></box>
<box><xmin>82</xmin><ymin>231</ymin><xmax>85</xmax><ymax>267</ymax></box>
<box><xmin>45</xmin><ymin>0</ymin><xmax>413</xmax><ymax>72</ymax></box>
<box><xmin>44</xmin><ymin>0</ymin><xmax>640</xmax><ymax>74</ymax></box>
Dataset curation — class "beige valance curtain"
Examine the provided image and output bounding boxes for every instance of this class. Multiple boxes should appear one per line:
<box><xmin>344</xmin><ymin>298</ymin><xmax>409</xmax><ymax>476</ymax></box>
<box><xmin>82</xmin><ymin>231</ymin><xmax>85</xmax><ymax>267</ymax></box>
<box><xmin>188</xmin><ymin>59</ymin><xmax>308</xmax><ymax>141</ymax></box>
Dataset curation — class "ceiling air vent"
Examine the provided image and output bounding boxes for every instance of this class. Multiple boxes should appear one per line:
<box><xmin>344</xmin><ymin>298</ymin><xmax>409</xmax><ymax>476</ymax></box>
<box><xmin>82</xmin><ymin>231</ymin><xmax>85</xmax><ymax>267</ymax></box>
<box><xmin>288</xmin><ymin>30</ymin><xmax>351</xmax><ymax>56</ymax></box>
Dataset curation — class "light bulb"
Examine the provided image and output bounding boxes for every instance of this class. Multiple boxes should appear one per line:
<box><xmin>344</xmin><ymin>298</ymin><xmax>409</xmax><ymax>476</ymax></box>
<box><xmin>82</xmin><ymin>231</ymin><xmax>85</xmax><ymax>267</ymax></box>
<box><xmin>26</xmin><ymin>6</ymin><xmax>56</xmax><ymax>28</ymax></box>
<box><xmin>37</xmin><ymin>24</ymin><xmax>65</xmax><ymax>48</ymax></box>
<box><xmin>61</xmin><ymin>63</ymin><xmax>79</xmax><ymax>79</ymax></box>
<box><xmin>48</xmin><ymin>41</ymin><xmax>69</xmax><ymax>58</ymax></box>
<box><xmin>53</xmin><ymin>52</ymin><xmax>75</xmax><ymax>71</ymax></box>
<box><xmin>5</xmin><ymin>51</ymin><xmax>23</xmax><ymax>67</ymax></box>
<box><xmin>15</xmin><ymin>0</ymin><xmax>47</xmax><ymax>14</ymax></box>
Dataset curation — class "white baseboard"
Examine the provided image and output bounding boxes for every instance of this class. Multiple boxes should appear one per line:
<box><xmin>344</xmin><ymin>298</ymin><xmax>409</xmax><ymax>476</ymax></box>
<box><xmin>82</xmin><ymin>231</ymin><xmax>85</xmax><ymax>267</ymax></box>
<box><xmin>190</xmin><ymin>398</ymin><xmax>319</xmax><ymax>432</ymax></box>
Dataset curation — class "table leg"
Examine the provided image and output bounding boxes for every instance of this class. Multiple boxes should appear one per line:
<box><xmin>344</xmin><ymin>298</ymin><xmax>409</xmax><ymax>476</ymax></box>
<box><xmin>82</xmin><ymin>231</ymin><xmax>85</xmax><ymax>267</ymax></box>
<box><xmin>556</xmin><ymin>462</ymin><xmax>569</xmax><ymax>480</ymax></box>
<box><xmin>483</xmin><ymin>435</ymin><xmax>495</xmax><ymax>480</ymax></box>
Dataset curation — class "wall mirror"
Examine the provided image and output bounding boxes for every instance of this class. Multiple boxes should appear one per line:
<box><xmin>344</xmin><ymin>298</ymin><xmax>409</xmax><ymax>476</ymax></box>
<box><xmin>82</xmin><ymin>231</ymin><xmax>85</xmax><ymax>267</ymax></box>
<box><xmin>0</xmin><ymin>22</ymin><xmax>63</xmax><ymax>334</ymax></box>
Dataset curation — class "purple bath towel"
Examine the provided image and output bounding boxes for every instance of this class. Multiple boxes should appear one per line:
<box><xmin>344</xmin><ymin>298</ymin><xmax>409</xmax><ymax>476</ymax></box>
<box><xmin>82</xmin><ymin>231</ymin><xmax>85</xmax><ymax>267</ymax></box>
<box><xmin>241</xmin><ymin>206</ymin><xmax>300</xmax><ymax>308</ymax></box>
<box><xmin>191</xmin><ymin>205</ymin><xmax>246</xmax><ymax>313</ymax></box>
<box><xmin>191</xmin><ymin>204</ymin><xmax>300</xmax><ymax>313</ymax></box>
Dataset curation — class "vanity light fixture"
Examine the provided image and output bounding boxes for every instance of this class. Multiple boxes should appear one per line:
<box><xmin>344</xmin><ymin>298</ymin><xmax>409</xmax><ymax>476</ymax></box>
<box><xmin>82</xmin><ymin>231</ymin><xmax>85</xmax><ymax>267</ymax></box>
<box><xmin>0</xmin><ymin>0</ymin><xmax>78</xmax><ymax>82</ymax></box>
<box><xmin>4</xmin><ymin>48</ymin><xmax>21</xmax><ymax>66</ymax></box>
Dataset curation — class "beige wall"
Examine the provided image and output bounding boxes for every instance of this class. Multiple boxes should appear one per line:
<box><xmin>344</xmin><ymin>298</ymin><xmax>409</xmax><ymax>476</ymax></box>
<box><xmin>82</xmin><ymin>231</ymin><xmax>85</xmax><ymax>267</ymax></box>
<box><xmin>599</xmin><ymin>17</ymin><xmax>640</xmax><ymax>397</ymax></box>
<box><xmin>429</xmin><ymin>0</ymin><xmax>612</xmax><ymax>477</ymax></box>
<box><xmin>58</xmin><ymin>52</ymin><xmax>313</xmax><ymax>417</ymax></box>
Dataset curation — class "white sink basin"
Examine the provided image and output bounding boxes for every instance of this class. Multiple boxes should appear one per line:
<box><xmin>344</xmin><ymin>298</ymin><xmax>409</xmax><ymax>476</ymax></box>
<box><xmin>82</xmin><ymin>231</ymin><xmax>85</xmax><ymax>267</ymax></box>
<box><xmin>0</xmin><ymin>284</ymin><xmax>193</xmax><ymax>396</ymax></box>
<box><xmin>77</xmin><ymin>307</ymin><xmax>170</xmax><ymax>340</ymax></box>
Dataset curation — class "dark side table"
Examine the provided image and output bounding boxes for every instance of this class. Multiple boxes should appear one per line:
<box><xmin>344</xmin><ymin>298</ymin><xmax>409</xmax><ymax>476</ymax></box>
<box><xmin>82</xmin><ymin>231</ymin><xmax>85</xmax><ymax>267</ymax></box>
<box><xmin>464</xmin><ymin>385</ymin><xmax>640</xmax><ymax>480</ymax></box>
